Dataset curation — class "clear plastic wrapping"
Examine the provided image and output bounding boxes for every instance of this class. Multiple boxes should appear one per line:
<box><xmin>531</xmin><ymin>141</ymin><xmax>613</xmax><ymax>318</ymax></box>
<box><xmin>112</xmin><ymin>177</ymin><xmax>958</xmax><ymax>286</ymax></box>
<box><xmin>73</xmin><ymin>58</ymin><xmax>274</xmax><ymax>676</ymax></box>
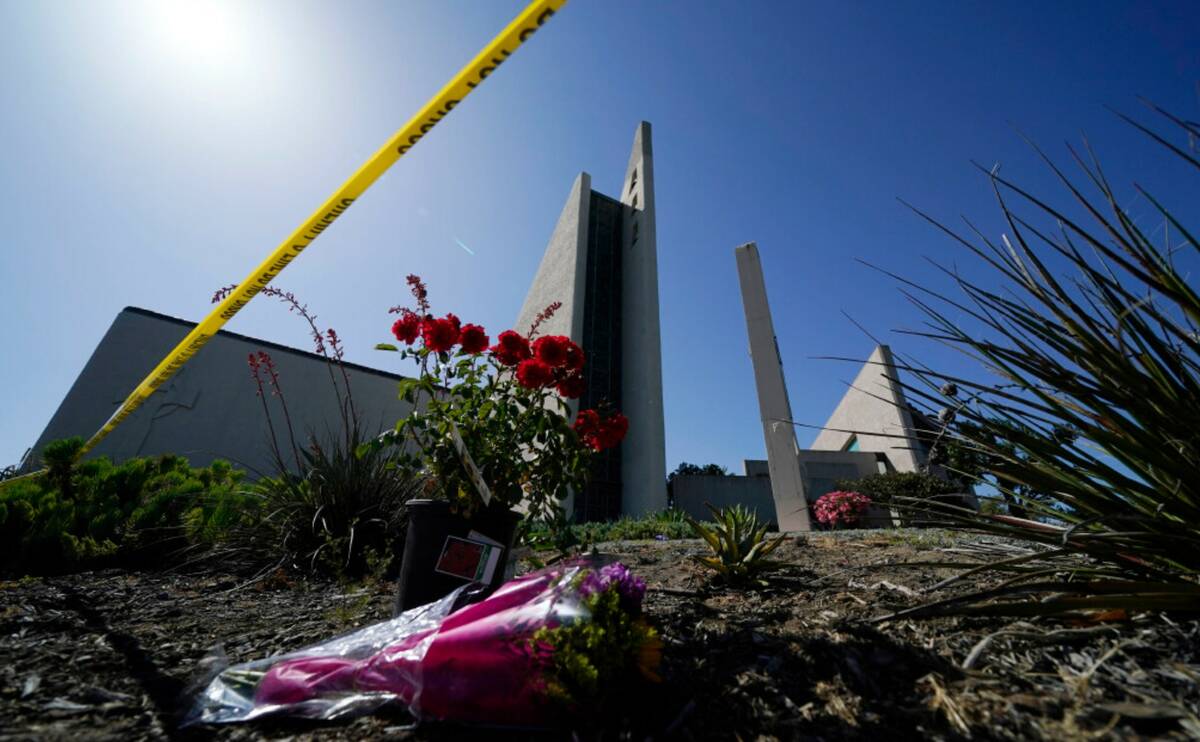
<box><xmin>185</xmin><ymin>559</ymin><xmax>656</xmax><ymax>729</ymax></box>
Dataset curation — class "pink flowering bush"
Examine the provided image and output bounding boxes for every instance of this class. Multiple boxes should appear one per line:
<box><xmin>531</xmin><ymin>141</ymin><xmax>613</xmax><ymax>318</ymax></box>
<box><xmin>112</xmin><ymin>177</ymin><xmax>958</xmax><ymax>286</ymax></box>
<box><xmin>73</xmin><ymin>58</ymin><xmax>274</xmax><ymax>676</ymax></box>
<box><xmin>813</xmin><ymin>490</ymin><xmax>872</xmax><ymax>529</ymax></box>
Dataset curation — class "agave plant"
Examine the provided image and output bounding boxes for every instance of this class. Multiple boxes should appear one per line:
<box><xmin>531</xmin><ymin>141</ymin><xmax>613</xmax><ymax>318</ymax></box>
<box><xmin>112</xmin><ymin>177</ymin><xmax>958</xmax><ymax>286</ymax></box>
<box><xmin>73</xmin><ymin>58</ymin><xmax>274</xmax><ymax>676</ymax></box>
<box><xmin>878</xmin><ymin>103</ymin><xmax>1200</xmax><ymax>618</ymax></box>
<box><xmin>686</xmin><ymin>503</ymin><xmax>785</xmax><ymax>585</ymax></box>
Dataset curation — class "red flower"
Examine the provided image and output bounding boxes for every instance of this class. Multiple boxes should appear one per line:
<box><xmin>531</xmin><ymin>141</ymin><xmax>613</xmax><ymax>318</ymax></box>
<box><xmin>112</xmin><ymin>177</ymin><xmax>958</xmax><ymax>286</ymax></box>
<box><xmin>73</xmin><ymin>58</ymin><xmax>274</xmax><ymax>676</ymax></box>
<box><xmin>422</xmin><ymin>316</ymin><xmax>460</xmax><ymax>353</ymax></box>
<box><xmin>599</xmin><ymin>413</ymin><xmax>629</xmax><ymax>449</ymax></box>
<box><xmin>533</xmin><ymin>335</ymin><xmax>571</xmax><ymax>368</ymax></box>
<box><xmin>445</xmin><ymin>313</ymin><xmax>462</xmax><ymax>331</ymax></box>
<box><xmin>556</xmin><ymin>372</ymin><xmax>586</xmax><ymax>399</ymax></box>
<box><xmin>391</xmin><ymin>311</ymin><xmax>421</xmax><ymax>345</ymax></box>
<box><xmin>459</xmin><ymin>324</ymin><xmax>489</xmax><ymax>354</ymax></box>
<box><xmin>573</xmin><ymin>409</ymin><xmax>600</xmax><ymax>440</ymax></box>
<box><xmin>563</xmin><ymin>341</ymin><xmax>585</xmax><ymax>372</ymax></box>
<box><xmin>516</xmin><ymin>359</ymin><xmax>554</xmax><ymax>388</ymax></box>
<box><xmin>572</xmin><ymin>409</ymin><xmax>626</xmax><ymax>451</ymax></box>
<box><xmin>491</xmin><ymin>330</ymin><xmax>532</xmax><ymax>366</ymax></box>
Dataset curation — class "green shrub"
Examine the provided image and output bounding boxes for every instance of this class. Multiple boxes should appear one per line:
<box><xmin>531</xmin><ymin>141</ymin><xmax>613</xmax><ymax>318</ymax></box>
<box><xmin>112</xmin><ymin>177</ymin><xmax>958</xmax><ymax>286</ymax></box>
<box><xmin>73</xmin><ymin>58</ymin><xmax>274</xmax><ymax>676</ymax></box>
<box><xmin>574</xmin><ymin>508</ymin><xmax>693</xmax><ymax>543</ymax></box>
<box><xmin>833</xmin><ymin>471</ymin><xmax>957</xmax><ymax>506</ymax></box>
<box><xmin>833</xmin><ymin>471</ymin><xmax>960</xmax><ymax>526</ymax></box>
<box><xmin>525</xmin><ymin>509</ymin><xmax>696</xmax><ymax>551</ymax></box>
<box><xmin>0</xmin><ymin>440</ymin><xmax>252</xmax><ymax>576</ymax></box>
<box><xmin>226</xmin><ymin>425</ymin><xmax>421</xmax><ymax>579</ymax></box>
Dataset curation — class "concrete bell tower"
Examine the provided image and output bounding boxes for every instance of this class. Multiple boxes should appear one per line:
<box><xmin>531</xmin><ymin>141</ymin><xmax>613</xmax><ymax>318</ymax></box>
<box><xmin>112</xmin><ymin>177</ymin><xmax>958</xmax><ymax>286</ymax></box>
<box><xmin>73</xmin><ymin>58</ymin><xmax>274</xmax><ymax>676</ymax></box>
<box><xmin>517</xmin><ymin>123</ymin><xmax>667</xmax><ymax>521</ymax></box>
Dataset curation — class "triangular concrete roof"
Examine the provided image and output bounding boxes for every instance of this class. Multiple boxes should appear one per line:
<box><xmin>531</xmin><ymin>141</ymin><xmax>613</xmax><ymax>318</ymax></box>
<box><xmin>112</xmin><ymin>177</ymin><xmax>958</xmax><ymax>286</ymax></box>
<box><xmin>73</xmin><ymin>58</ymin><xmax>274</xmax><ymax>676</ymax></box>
<box><xmin>811</xmin><ymin>345</ymin><xmax>925</xmax><ymax>472</ymax></box>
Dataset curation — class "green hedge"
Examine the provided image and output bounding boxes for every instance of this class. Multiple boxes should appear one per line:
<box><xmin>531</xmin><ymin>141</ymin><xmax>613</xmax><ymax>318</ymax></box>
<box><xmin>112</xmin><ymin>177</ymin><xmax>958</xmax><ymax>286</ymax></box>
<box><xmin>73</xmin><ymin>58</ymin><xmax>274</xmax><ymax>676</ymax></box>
<box><xmin>0</xmin><ymin>438</ymin><xmax>254</xmax><ymax>576</ymax></box>
<box><xmin>832</xmin><ymin>471</ymin><xmax>958</xmax><ymax>506</ymax></box>
<box><xmin>525</xmin><ymin>509</ymin><xmax>698</xmax><ymax>551</ymax></box>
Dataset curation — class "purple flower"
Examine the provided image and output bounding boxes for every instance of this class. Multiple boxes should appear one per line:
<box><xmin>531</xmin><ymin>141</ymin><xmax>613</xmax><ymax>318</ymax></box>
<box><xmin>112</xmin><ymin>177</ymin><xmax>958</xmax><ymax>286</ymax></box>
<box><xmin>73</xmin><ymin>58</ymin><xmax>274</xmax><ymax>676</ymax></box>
<box><xmin>579</xmin><ymin>562</ymin><xmax>646</xmax><ymax>610</ymax></box>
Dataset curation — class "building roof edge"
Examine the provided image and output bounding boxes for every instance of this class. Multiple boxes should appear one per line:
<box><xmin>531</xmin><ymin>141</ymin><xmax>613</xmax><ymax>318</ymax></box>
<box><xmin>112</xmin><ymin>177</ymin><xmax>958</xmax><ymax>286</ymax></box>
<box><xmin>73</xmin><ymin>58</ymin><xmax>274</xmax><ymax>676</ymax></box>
<box><xmin>119</xmin><ymin>306</ymin><xmax>409</xmax><ymax>382</ymax></box>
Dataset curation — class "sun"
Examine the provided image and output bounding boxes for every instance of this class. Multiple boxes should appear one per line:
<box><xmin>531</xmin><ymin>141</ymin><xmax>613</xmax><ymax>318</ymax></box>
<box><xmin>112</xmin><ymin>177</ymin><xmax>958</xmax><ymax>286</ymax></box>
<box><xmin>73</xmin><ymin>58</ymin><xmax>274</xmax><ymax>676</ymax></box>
<box><xmin>144</xmin><ymin>0</ymin><xmax>247</xmax><ymax>75</ymax></box>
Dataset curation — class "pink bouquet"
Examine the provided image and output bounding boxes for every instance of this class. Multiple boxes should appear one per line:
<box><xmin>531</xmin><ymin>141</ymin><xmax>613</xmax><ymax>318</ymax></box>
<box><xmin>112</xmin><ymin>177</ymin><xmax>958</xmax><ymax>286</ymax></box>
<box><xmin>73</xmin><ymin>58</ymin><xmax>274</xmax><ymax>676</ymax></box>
<box><xmin>813</xmin><ymin>490</ymin><xmax>872</xmax><ymax>528</ymax></box>
<box><xmin>186</xmin><ymin>561</ymin><xmax>660</xmax><ymax>728</ymax></box>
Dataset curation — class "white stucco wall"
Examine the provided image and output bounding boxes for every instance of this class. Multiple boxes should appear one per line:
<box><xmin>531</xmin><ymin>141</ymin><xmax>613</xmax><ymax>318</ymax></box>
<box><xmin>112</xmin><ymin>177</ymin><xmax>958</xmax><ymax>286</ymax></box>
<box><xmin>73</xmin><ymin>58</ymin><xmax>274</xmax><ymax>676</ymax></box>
<box><xmin>30</xmin><ymin>307</ymin><xmax>416</xmax><ymax>476</ymax></box>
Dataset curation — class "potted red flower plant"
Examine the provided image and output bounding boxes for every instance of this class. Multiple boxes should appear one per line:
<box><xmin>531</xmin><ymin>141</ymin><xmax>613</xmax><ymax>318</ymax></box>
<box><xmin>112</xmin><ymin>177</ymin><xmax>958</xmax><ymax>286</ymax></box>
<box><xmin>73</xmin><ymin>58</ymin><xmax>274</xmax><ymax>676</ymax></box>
<box><xmin>370</xmin><ymin>275</ymin><xmax>627</xmax><ymax>610</ymax></box>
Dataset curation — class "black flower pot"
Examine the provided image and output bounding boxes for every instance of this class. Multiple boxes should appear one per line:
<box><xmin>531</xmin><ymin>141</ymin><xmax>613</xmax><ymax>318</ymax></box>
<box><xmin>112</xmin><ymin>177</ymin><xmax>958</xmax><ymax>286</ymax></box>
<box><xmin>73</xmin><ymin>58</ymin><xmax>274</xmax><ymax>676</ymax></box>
<box><xmin>394</xmin><ymin>499</ymin><xmax>521</xmax><ymax>614</ymax></box>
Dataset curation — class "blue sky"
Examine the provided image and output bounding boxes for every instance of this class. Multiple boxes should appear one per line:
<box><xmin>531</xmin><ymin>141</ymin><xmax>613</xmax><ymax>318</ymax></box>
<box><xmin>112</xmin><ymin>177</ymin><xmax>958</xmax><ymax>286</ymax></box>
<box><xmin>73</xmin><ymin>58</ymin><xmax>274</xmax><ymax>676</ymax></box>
<box><xmin>2</xmin><ymin>0</ymin><xmax>1198</xmax><ymax>472</ymax></box>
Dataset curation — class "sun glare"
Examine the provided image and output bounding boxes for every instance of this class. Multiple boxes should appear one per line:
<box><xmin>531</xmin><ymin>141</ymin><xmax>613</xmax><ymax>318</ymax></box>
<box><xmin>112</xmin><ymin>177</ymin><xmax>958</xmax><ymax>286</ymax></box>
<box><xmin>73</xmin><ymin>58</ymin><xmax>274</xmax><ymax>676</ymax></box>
<box><xmin>144</xmin><ymin>0</ymin><xmax>247</xmax><ymax>76</ymax></box>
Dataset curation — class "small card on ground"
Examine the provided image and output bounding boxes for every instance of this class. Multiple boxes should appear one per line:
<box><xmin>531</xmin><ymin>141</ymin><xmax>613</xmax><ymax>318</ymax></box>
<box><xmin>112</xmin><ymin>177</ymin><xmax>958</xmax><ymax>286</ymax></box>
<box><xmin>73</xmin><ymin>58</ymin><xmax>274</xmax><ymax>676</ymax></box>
<box><xmin>434</xmin><ymin>535</ymin><xmax>503</xmax><ymax>584</ymax></box>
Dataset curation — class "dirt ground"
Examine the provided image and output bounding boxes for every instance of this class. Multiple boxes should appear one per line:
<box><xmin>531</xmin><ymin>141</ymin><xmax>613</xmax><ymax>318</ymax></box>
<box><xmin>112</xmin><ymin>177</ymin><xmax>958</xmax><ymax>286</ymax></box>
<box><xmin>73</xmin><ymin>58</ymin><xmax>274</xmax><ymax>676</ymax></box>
<box><xmin>2</xmin><ymin>531</ymin><xmax>1198</xmax><ymax>740</ymax></box>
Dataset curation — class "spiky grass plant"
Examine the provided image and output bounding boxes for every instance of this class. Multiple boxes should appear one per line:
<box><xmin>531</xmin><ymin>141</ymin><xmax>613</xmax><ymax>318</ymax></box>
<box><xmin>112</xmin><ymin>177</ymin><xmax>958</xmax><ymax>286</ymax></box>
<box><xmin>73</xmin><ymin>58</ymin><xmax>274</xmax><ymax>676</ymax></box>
<box><xmin>236</xmin><ymin>423</ymin><xmax>422</xmax><ymax>578</ymax></box>
<box><xmin>686</xmin><ymin>503</ymin><xmax>785</xmax><ymax>585</ymax></box>
<box><xmin>881</xmin><ymin>104</ymin><xmax>1200</xmax><ymax>618</ymax></box>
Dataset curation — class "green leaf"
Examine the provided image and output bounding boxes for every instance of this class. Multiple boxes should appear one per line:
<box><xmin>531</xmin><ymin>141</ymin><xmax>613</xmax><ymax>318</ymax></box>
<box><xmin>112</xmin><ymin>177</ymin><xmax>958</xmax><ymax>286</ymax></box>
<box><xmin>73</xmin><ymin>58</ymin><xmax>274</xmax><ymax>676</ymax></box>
<box><xmin>396</xmin><ymin>377</ymin><xmax>421</xmax><ymax>403</ymax></box>
<box><xmin>375</xmin><ymin>343</ymin><xmax>399</xmax><ymax>352</ymax></box>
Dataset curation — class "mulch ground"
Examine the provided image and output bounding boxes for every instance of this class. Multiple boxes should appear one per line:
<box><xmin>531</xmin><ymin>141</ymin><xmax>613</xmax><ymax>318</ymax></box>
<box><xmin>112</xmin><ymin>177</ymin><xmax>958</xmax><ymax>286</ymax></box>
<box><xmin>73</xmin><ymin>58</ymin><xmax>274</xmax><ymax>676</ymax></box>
<box><xmin>2</xmin><ymin>531</ymin><xmax>1198</xmax><ymax>740</ymax></box>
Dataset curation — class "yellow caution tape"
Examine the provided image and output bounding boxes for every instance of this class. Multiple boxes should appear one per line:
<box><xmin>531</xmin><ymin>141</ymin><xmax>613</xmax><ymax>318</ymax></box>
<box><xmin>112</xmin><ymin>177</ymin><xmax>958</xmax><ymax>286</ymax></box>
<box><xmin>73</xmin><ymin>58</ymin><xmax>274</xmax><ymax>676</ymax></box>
<box><xmin>73</xmin><ymin>0</ymin><xmax>568</xmax><ymax>459</ymax></box>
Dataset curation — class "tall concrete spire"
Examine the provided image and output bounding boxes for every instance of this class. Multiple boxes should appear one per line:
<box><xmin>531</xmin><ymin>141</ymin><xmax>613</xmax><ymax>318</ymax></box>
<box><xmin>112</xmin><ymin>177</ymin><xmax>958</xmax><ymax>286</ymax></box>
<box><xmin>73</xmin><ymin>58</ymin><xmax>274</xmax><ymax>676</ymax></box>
<box><xmin>618</xmin><ymin>122</ymin><xmax>667</xmax><ymax>517</ymax></box>
<box><xmin>517</xmin><ymin>122</ymin><xmax>667</xmax><ymax>521</ymax></box>
<box><xmin>735</xmin><ymin>242</ymin><xmax>813</xmax><ymax>531</ymax></box>
<box><xmin>516</xmin><ymin>173</ymin><xmax>591</xmax><ymax>342</ymax></box>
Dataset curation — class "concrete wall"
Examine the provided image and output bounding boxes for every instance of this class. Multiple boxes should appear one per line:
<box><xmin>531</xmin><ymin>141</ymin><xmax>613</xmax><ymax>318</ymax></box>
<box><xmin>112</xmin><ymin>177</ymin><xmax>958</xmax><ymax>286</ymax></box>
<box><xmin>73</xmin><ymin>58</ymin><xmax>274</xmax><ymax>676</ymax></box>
<box><xmin>515</xmin><ymin>172</ymin><xmax>593</xmax><ymax>518</ymax></box>
<box><xmin>618</xmin><ymin>122</ymin><xmax>668</xmax><ymax>516</ymax></box>
<box><xmin>672</xmin><ymin>475</ymin><xmax>776</xmax><ymax>527</ymax></box>
<box><xmin>515</xmin><ymin>172</ymin><xmax>591</xmax><ymax>344</ymax></box>
<box><xmin>28</xmin><ymin>307</ymin><xmax>415</xmax><ymax>477</ymax></box>
<box><xmin>514</xmin><ymin>172</ymin><xmax>593</xmax><ymax>518</ymax></box>
<box><xmin>796</xmin><ymin>450</ymin><xmax>890</xmax><ymax>500</ymax></box>
<box><xmin>743</xmin><ymin>459</ymin><xmax>770</xmax><ymax>478</ymax></box>
<box><xmin>811</xmin><ymin>345</ymin><xmax>926</xmax><ymax>472</ymax></box>
<box><xmin>689</xmin><ymin>453</ymin><xmax>888</xmax><ymax>528</ymax></box>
